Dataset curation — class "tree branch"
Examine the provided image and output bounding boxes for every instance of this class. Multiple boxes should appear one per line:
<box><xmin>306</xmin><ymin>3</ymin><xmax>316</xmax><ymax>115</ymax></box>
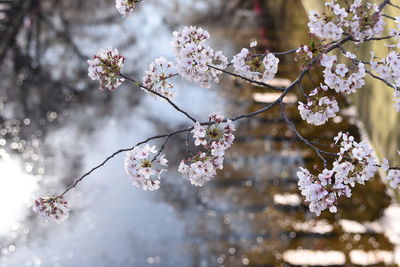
<box><xmin>120</xmin><ymin>74</ymin><xmax>198</xmax><ymax>123</ymax></box>
<box><xmin>58</xmin><ymin>33</ymin><xmax>364</xmax><ymax>197</ymax></box>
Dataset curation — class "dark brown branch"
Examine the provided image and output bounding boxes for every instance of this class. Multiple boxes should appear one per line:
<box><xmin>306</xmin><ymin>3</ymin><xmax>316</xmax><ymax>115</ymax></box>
<box><xmin>383</xmin><ymin>13</ymin><xmax>396</xmax><ymax>20</ymax></box>
<box><xmin>389</xmin><ymin>1</ymin><xmax>400</xmax><ymax>10</ymax></box>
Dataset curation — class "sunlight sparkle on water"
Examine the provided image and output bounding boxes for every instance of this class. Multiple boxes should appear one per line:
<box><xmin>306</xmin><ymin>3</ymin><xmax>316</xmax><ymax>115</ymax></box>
<box><xmin>0</xmin><ymin>149</ymin><xmax>38</xmax><ymax>235</ymax></box>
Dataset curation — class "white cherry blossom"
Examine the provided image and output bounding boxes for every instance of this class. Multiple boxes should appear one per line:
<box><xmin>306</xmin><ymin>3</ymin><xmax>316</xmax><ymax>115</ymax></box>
<box><xmin>179</xmin><ymin>113</ymin><xmax>236</xmax><ymax>186</ymax></box>
<box><xmin>88</xmin><ymin>47</ymin><xmax>125</xmax><ymax>90</ymax></box>
<box><xmin>172</xmin><ymin>26</ymin><xmax>228</xmax><ymax>88</ymax></box>
<box><xmin>116</xmin><ymin>0</ymin><xmax>137</xmax><ymax>16</ymax></box>
<box><xmin>143</xmin><ymin>57</ymin><xmax>176</xmax><ymax>99</ymax></box>
<box><xmin>33</xmin><ymin>196</ymin><xmax>69</xmax><ymax>223</ymax></box>
<box><xmin>232</xmin><ymin>43</ymin><xmax>279</xmax><ymax>83</ymax></box>
<box><xmin>124</xmin><ymin>144</ymin><xmax>168</xmax><ymax>191</ymax></box>
<box><xmin>298</xmin><ymin>84</ymin><xmax>339</xmax><ymax>125</ymax></box>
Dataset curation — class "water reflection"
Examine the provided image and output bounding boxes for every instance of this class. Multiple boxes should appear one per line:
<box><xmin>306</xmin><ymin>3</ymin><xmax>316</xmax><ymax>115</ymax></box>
<box><xmin>0</xmin><ymin>0</ymin><xmax>399</xmax><ymax>266</ymax></box>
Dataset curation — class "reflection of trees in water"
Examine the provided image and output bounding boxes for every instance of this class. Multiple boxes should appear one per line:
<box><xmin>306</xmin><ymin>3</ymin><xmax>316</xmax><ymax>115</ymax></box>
<box><xmin>0</xmin><ymin>0</ymin><xmax>137</xmax><ymax>178</ymax></box>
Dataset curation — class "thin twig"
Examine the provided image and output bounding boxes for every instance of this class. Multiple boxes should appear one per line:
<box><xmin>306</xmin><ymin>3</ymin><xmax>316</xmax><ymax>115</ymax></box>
<box><xmin>60</xmin><ymin>127</ymin><xmax>191</xmax><ymax>196</ymax></box>
<box><xmin>383</xmin><ymin>13</ymin><xmax>396</xmax><ymax>20</ymax></box>
<box><xmin>120</xmin><ymin>74</ymin><xmax>197</xmax><ymax>123</ymax></box>
<box><xmin>185</xmin><ymin>130</ymin><xmax>193</xmax><ymax>157</ymax></box>
<box><xmin>152</xmin><ymin>135</ymin><xmax>171</xmax><ymax>162</ymax></box>
<box><xmin>254</xmin><ymin>47</ymin><xmax>300</xmax><ymax>57</ymax></box>
<box><xmin>208</xmin><ymin>64</ymin><xmax>285</xmax><ymax>91</ymax></box>
<box><xmin>389</xmin><ymin>1</ymin><xmax>400</xmax><ymax>10</ymax></box>
<box><xmin>366</xmin><ymin>69</ymin><xmax>398</xmax><ymax>90</ymax></box>
<box><xmin>280</xmin><ymin>102</ymin><xmax>328</xmax><ymax>168</ymax></box>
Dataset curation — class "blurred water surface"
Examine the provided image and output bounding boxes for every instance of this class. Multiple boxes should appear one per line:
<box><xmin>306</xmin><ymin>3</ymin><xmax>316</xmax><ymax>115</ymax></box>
<box><xmin>0</xmin><ymin>0</ymin><xmax>399</xmax><ymax>266</ymax></box>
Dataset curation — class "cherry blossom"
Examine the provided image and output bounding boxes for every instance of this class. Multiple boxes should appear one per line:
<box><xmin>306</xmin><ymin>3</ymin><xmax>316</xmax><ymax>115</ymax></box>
<box><xmin>191</xmin><ymin>122</ymin><xmax>207</xmax><ymax>146</ymax></box>
<box><xmin>172</xmin><ymin>26</ymin><xmax>228</xmax><ymax>88</ymax></box>
<box><xmin>143</xmin><ymin>57</ymin><xmax>176</xmax><ymax>99</ymax></box>
<box><xmin>381</xmin><ymin>158</ymin><xmax>390</xmax><ymax>171</ymax></box>
<box><xmin>389</xmin><ymin>16</ymin><xmax>400</xmax><ymax>48</ymax></box>
<box><xmin>179</xmin><ymin>113</ymin><xmax>236</xmax><ymax>186</ymax></box>
<box><xmin>298</xmin><ymin>84</ymin><xmax>339</xmax><ymax>125</ymax></box>
<box><xmin>232</xmin><ymin>42</ymin><xmax>279</xmax><ymax>83</ymax></box>
<box><xmin>335</xmin><ymin>132</ymin><xmax>378</xmax><ymax>185</ymax></box>
<box><xmin>308</xmin><ymin>0</ymin><xmax>384</xmax><ymax>42</ymax></box>
<box><xmin>115</xmin><ymin>0</ymin><xmax>137</xmax><ymax>16</ymax></box>
<box><xmin>308</xmin><ymin>10</ymin><xmax>344</xmax><ymax>41</ymax></box>
<box><xmin>381</xmin><ymin>156</ymin><xmax>400</xmax><ymax>189</ymax></box>
<box><xmin>297</xmin><ymin>132</ymin><xmax>379</xmax><ymax>215</ymax></box>
<box><xmin>296</xmin><ymin>45</ymin><xmax>314</xmax><ymax>61</ymax></box>
<box><xmin>321</xmin><ymin>54</ymin><xmax>366</xmax><ymax>94</ymax></box>
<box><xmin>88</xmin><ymin>47</ymin><xmax>126</xmax><ymax>90</ymax></box>
<box><xmin>33</xmin><ymin>196</ymin><xmax>69</xmax><ymax>223</ymax></box>
<box><xmin>250</xmin><ymin>41</ymin><xmax>258</xmax><ymax>48</ymax></box>
<box><xmin>370</xmin><ymin>51</ymin><xmax>400</xmax><ymax>88</ymax></box>
<box><xmin>297</xmin><ymin>167</ymin><xmax>342</xmax><ymax>216</ymax></box>
<box><xmin>385</xmin><ymin>169</ymin><xmax>400</xmax><ymax>188</ymax></box>
<box><xmin>124</xmin><ymin>144</ymin><xmax>168</xmax><ymax>191</ymax></box>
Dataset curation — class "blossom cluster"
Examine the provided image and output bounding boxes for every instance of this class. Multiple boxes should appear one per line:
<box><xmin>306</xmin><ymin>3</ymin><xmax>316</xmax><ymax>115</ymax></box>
<box><xmin>33</xmin><ymin>196</ymin><xmax>69</xmax><ymax>223</ymax></box>
<box><xmin>297</xmin><ymin>132</ymin><xmax>379</xmax><ymax>215</ymax></box>
<box><xmin>142</xmin><ymin>57</ymin><xmax>176</xmax><ymax>99</ymax></box>
<box><xmin>389</xmin><ymin>16</ymin><xmax>400</xmax><ymax>48</ymax></box>
<box><xmin>115</xmin><ymin>0</ymin><xmax>137</xmax><ymax>16</ymax></box>
<box><xmin>231</xmin><ymin>42</ymin><xmax>279</xmax><ymax>83</ymax></box>
<box><xmin>386</xmin><ymin>169</ymin><xmax>400</xmax><ymax>188</ymax></box>
<box><xmin>124</xmin><ymin>144</ymin><xmax>168</xmax><ymax>191</ymax></box>
<box><xmin>171</xmin><ymin>26</ymin><xmax>228</xmax><ymax>88</ymax></box>
<box><xmin>321</xmin><ymin>54</ymin><xmax>366</xmax><ymax>94</ymax></box>
<box><xmin>381</xmin><ymin>155</ymin><xmax>400</xmax><ymax>188</ymax></box>
<box><xmin>369</xmin><ymin>51</ymin><xmax>400</xmax><ymax>112</ymax></box>
<box><xmin>296</xmin><ymin>45</ymin><xmax>314</xmax><ymax>61</ymax></box>
<box><xmin>88</xmin><ymin>47</ymin><xmax>126</xmax><ymax>90</ymax></box>
<box><xmin>298</xmin><ymin>84</ymin><xmax>339</xmax><ymax>126</ymax></box>
<box><xmin>178</xmin><ymin>113</ymin><xmax>236</xmax><ymax>186</ymax></box>
<box><xmin>370</xmin><ymin>51</ymin><xmax>400</xmax><ymax>87</ymax></box>
<box><xmin>308</xmin><ymin>0</ymin><xmax>385</xmax><ymax>42</ymax></box>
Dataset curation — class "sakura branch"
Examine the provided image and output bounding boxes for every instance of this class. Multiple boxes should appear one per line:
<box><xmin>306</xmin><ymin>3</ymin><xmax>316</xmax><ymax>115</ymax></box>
<box><xmin>34</xmin><ymin>0</ymin><xmax>400</xmax><ymax>223</ymax></box>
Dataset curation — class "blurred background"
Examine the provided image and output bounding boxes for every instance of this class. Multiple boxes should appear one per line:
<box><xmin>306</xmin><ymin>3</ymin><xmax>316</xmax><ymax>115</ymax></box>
<box><xmin>0</xmin><ymin>0</ymin><xmax>400</xmax><ymax>266</ymax></box>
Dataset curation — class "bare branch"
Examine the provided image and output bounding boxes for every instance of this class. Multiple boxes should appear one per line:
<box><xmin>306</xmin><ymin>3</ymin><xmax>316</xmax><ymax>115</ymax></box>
<box><xmin>120</xmin><ymin>74</ymin><xmax>198</xmax><ymax>123</ymax></box>
<box><xmin>207</xmin><ymin>64</ymin><xmax>285</xmax><ymax>91</ymax></box>
<box><xmin>388</xmin><ymin>1</ymin><xmax>400</xmax><ymax>10</ymax></box>
<box><xmin>60</xmin><ymin>127</ymin><xmax>191</xmax><ymax>196</ymax></box>
<box><xmin>280</xmin><ymin>102</ymin><xmax>328</xmax><ymax>168</ymax></box>
<box><xmin>366</xmin><ymin>69</ymin><xmax>398</xmax><ymax>90</ymax></box>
